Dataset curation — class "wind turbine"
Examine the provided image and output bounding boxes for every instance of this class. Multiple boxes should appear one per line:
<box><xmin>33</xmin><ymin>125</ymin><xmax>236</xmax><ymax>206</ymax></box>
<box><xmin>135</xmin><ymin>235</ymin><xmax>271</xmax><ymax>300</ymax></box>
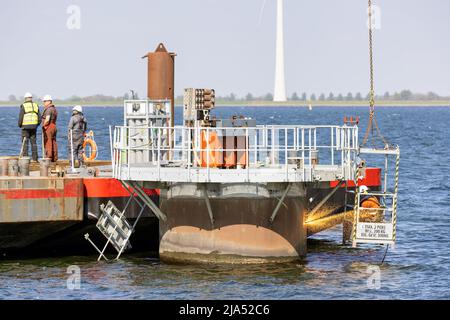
<box><xmin>261</xmin><ymin>0</ymin><xmax>287</xmax><ymax>102</ymax></box>
<box><xmin>273</xmin><ymin>0</ymin><xmax>287</xmax><ymax>102</ymax></box>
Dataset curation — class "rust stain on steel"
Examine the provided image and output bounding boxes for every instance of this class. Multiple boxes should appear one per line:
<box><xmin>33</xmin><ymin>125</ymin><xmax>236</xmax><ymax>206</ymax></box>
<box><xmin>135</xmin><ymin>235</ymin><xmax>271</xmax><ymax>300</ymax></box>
<box><xmin>160</xmin><ymin>225</ymin><xmax>298</xmax><ymax>258</ymax></box>
<box><xmin>159</xmin><ymin>197</ymin><xmax>307</xmax><ymax>262</ymax></box>
<box><xmin>28</xmin><ymin>159</ymin><xmax>111</xmax><ymax>172</ymax></box>
<box><xmin>143</xmin><ymin>43</ymin><xmax>176</xmax><ymax>128</ymax></box>
<box><xmin>0</xmin><ymin>177</ymin><xmax>83</xmax><ymax>223</ymax></box>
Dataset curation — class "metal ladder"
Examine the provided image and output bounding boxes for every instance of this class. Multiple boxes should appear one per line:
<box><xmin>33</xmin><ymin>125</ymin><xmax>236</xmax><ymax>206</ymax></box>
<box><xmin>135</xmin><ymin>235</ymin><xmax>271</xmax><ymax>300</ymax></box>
<box><xmin>85</xmin><ymin>180</ymin><xmax>163</xmax><ymax>261</ymax></box>
<box><xmin>351</xmin><ymin>146</ymin><xmax>400</xmax><ymax>248</ymax></box>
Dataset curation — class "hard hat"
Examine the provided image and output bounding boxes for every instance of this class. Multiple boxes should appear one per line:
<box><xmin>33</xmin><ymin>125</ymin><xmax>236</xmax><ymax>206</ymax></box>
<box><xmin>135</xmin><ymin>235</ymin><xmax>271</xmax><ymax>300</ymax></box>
<box><xmin>359</xmin><ymin>185</ymin><xmax>369</xmax><ymax>194</ymax></box>
<box><xmin>42</xmin><ymin>94</ymin><xmax>53</xmax><ymax>101</ymax></box>
<box><xmin>24</xmin><ymin>92</ymin><xmax>33</xmax><ymax>98</ymax></box>
<box><xmin>73</xmin><ymin>105</ymin><xmax>83</xmax><ymax>113</ymax></box>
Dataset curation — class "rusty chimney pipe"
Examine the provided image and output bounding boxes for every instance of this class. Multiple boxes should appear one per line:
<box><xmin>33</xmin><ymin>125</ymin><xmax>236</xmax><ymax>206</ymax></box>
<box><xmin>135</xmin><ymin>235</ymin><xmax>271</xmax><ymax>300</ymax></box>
<box><xmin>142</xmin><ymin>43</ymin><xmax>176</xmax><ymax>127</ymax></box>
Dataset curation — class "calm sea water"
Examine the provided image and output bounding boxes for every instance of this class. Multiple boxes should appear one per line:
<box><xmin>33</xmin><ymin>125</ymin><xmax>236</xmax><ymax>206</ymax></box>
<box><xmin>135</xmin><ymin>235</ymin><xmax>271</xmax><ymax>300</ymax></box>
<box><xmin>0</xmin><ymin>105</ymin><xmax>449</xmax><ymax>300</ymax></box>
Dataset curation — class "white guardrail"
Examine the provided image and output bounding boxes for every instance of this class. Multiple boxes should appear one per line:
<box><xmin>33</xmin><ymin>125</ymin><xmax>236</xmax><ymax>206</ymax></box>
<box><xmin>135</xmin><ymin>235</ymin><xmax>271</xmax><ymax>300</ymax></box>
<box><xmin>111</xmin><ymin>125</ymin><xmax>359</xmax><ymax>183</ymax></box>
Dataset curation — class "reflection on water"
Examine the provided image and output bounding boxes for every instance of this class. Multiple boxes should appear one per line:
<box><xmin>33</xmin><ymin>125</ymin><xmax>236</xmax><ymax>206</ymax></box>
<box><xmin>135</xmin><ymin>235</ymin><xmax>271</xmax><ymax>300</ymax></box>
<box><xmin>1</xmin><ymin>106</ymin><xmax>450</xmax><ymax>299</ymax></box>
<box><xmin>0</xmin><ymin>229</ymin><xmax>440</xmax><ymax>300</ymax></box>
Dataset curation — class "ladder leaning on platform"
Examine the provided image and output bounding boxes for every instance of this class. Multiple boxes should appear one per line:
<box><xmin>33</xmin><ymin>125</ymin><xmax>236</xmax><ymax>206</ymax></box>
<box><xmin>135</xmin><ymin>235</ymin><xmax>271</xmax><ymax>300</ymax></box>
<box><xmin>84</xmin><ymin>180</ymin><xmax>164</xmax><ymax>261</ymax></box>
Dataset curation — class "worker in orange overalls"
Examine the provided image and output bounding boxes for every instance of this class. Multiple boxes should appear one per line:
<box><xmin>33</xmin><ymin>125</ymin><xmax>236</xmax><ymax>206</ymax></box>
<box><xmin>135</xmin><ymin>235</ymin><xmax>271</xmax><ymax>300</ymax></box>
<box><xmin>359</xmin><ymin>185</ymin><xmax>382</xmax><ymax>222</ymax></box>
<box><xmin>41</xmin><ymin>95</ymin><xmax>58</xmax><ymax>162</ymax></box>
<box><xmin>359</xmin><ymin>185</ymin><xmax>381</xmax><ymax>208</ymax></box>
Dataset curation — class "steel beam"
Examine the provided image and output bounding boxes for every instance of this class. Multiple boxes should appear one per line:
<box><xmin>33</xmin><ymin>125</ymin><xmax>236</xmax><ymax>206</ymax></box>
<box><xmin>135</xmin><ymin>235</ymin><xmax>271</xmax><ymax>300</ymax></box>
<box><xmin>203</xmin><ymin>185</ymin><xmax>214</xmax><ymax>228</ymax></box>
<box><xmin>269</xmin><ymin>183</ymin><xmax>292</xmax><ymax>224</ymax></box>
<box><xmin>126</xmin><ymin>181</ymin><xmax>167</xmax><ymax>222</ymax></box>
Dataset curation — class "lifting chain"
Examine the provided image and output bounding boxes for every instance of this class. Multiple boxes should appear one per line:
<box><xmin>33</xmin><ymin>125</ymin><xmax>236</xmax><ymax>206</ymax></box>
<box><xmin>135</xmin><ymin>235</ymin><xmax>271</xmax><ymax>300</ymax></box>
<box><xmin>368</xmin><ymin>0</ymin><xmax>375</xmax><ymax>115</ymax></box>
<box><xmin>361</xmin><ymin>0</ymin><xmax>389</xmax><ymax>148</ymax></box>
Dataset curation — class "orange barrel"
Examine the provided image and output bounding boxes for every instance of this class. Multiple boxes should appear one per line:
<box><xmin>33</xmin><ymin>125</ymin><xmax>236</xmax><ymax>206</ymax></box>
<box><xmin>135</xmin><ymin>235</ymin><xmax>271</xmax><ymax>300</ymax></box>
<box><xmin>236</xmin><ymin>136</ymin><xmax>247</xmax><ymax>168</ymax></box>
<box><xmin>234</xmin><ymin>127</ymin><xmax>248</xmax><ymax>168</ymax></box>
<box><xmin>223</xmin><ymin>136</ymin><xmax>236</xmax><ymax>168</ymax></box>
<box><xmin>200</xmin><ymin>130</ymin><xmax>222</xmax><ymax>168</ymax></box>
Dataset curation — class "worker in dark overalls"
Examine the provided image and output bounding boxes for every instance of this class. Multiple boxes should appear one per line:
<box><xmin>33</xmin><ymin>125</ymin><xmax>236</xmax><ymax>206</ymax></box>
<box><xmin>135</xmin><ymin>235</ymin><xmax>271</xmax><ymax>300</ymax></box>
<box><xmin>68</xmin><ymin>105</ymin><xmax>87</xmax><ymax>168</ymax></box>
<box><xmin>18</xmin><ymin>92</ymin><xmax>40</xmax><ymax>161</ymax></box>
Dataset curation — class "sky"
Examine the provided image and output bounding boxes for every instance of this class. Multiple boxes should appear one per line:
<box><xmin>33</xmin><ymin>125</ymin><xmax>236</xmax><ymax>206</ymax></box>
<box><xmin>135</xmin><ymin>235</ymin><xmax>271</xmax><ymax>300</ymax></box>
<box><xmin>0</xmin><ymin>0</ymin><xmax>449</xmax><ymax>100</ymax></box>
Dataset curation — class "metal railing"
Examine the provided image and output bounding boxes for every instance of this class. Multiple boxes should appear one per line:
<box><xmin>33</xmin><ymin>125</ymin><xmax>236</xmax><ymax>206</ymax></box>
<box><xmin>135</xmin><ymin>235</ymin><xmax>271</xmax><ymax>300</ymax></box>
<box><xmin>111</xmin><ymin>124</ymin><xmax>359</xmax><ymax>183</ymax></box>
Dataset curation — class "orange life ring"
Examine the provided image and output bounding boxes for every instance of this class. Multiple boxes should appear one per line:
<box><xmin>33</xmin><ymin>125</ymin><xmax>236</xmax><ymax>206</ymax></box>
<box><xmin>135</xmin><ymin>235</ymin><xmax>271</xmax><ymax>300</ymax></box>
<box><xmin>82</xmin><ymin>132</ymin><xmax>98</xmax><ymax>161</ymax></box>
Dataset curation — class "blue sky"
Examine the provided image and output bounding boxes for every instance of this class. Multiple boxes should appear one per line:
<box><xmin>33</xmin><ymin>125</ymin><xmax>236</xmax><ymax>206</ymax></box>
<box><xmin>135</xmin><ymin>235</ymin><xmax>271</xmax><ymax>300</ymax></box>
<box><xmin>0</xmin><ymin>0</ymin><xmax>449</xmax><ymax>99</ymax></box>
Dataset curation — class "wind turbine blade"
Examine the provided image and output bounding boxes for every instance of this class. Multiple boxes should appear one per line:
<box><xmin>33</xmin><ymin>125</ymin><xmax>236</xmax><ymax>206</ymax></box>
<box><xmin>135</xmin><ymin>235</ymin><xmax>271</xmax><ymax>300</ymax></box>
<box><xmin>258</xmin><ymin>0</ymin><xmax>267</xmax><ymax>26</ymax></box>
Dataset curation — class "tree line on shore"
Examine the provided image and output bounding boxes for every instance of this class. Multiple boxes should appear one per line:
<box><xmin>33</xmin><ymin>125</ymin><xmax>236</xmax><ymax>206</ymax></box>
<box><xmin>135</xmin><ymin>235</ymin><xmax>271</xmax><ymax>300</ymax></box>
<box><xmin>5</xmin><ymin>93</ymin><xmax>138</xmax><ymax>103</ymax></box>
<box><xmin>214</xmin><ymin>90</ymin><xmax>450</xmax><ymax>102</ymax></box>
<box><xmin>4</xmin><ymin>89</ymin><xmax>449</xmax><ymax>103</ymax></box>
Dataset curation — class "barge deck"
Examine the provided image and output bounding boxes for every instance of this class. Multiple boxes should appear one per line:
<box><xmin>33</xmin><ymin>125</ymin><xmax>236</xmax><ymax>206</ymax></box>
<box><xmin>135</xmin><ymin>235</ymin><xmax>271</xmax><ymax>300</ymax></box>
<box><xmin>0</xmin><ymin>161</ymin><xmax>159</xmax><ymax>257</ymax></box>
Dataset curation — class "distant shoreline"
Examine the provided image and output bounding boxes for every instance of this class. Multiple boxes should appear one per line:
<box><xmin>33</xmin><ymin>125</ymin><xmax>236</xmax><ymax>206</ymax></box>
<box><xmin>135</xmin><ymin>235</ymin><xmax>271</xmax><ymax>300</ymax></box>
<box><xmin>1</xmin><ymin>100</ymin><xmax>450</xmax><ymax>107</ymax></box>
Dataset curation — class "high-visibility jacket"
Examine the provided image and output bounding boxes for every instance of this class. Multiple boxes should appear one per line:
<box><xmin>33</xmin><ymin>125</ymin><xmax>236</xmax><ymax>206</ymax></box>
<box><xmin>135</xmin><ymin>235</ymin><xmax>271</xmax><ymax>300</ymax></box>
<box><xmin>21</xmin><ymin>102</ymin><xmax>40</xmax><ymax>127</ymax></box>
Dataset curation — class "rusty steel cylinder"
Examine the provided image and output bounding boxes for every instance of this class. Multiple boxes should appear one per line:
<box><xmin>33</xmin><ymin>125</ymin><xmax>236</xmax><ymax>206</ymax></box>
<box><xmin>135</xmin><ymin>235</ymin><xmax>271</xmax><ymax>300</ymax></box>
<box><xmin>143</xmin><ymin>43</ymin><xmax>176</xmax><ymax>127</ymax></box>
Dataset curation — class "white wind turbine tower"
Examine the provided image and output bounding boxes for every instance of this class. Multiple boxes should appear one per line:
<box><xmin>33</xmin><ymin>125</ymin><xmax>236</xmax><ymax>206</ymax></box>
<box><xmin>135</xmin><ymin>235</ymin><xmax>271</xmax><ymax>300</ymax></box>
<box><xmin>259</xmin><ymin>0</ymin><xmax>287</xmax><ymax>102</ymax></box>
<box><xmin>273</xmin><ymin>0</ymin><xmax>287</xmax><ymax>102</ymax></box>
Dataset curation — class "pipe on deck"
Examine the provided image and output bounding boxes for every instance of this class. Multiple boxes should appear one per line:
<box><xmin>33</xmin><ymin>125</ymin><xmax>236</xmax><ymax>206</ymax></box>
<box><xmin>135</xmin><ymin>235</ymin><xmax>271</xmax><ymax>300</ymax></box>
<box><xmin>306</xmin><ymin>210</ymin><xmax>383</xmax><ymax>237</ymax></box>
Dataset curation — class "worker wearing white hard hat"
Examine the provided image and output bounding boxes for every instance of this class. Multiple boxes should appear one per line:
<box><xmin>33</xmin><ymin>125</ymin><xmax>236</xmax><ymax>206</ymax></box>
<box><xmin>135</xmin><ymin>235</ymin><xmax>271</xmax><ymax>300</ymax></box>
<box><xmin>359</xmin><ymin>185</ymin><xmax>369</xmax><ymax>194</ymax></box>
<box><xmin>72</xmin><ymin>105</ymin><xmax>83</xmax><ymax>113</ymax></box>
<box><xmin>18</xmin><ymin>92</ymin><xmax>40</xmax><ymax>161</ymax></box>
<box><xmin>68</xmin><ymin>105</ymin><xmax>87</xmax><ymax>168</ymax></box>
<box><xmin>41</xmin><ymin>94</ymin><xmax>58</xmax><ymax>162</ymax></box>
<box><xmin>42</xmin><ymin>94</ymin><xmax>52</xmax><ymax>102</ymax></box>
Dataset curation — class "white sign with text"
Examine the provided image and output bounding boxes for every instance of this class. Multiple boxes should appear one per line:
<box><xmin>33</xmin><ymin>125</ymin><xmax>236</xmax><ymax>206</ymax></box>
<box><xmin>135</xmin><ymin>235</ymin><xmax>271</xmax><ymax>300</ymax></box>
<box><xmin>357</xmin><ymin>223</ymin><xmax>393</xmax><ymax>241</ymax></box>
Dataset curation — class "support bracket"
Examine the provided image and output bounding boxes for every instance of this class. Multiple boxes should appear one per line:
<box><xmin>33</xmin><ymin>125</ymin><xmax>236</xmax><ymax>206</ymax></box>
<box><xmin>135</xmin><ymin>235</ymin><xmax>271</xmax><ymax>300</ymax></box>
<box><xmin>125</xmin><ymin>180</ymin><xmax>167</xmax><ymax>222</ymax></box>
<box><xmin>269</xmin><ymin>183</ymin><xmax>292</xmax><ymax>224</ymax></box>
<box><xmin>203</xmin><ymin>184</ymin><xmax>215</xmax><ymax>228</ymax></box>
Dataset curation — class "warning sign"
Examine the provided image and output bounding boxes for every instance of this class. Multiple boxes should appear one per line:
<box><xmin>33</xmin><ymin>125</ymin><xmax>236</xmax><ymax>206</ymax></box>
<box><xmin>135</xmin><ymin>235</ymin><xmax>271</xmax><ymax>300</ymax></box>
<box><xmin>356</xmin><ymin>223</ymin><xmax>393</xmax><ymax>241</ymax></box>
